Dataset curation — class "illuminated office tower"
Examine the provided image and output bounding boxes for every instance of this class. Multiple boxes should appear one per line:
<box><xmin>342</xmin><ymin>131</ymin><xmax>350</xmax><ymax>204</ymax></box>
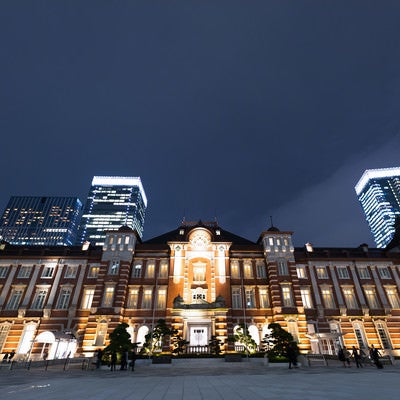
<box><xmin>0</xmin><ymin>196</ymin><xmax>82</xmax><ymax>246</ymax></box>
<box><xmin>355</xmin><ymin>167</ymin><xmax>400</xmax><ymax>248</ymax></box>
<box><xmin>79</xmin><ymin>176</ymin><xmax>147</xmax><ymax>245</ymax></box>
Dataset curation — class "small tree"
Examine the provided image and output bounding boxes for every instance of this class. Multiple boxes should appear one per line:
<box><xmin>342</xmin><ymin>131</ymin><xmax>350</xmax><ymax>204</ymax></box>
<box><xmin>103</xmin><ymin>323</ymin><xmax>133</xmax><ymax>363</ymax></box>
<box><xmin>266</xmin><ymin>323</ymin><xmax>295</xmax><ymax>360</ymax></box>
<box><xmin>142</xmin><ymin>319</ymin><xmax>177</xmax><ymax>356</ymax></box>
<box><xmin>209</xmin><ymin>335</ymin><xmax>222</xmax><ymax>356</ymax></box>
<box><xmin>171</xmin><ymin>334</ymin><xmax>188</xmax><ymax>355</ymax></box>
<box><xmin>228</xmin><ymin>324</ymin><xmax>257</xmax><ymax>355</ymax></box>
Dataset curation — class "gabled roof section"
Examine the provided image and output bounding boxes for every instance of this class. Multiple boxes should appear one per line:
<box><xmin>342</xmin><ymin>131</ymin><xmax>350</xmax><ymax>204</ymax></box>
<box><xmin>143</xmin><ymin>221</ymin><xmax>256</xmax><ymax>245</ymax></box>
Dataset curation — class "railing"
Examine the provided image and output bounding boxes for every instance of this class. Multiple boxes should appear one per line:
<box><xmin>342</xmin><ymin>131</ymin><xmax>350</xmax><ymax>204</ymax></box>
<box><xmin>185</xmin><ymin>345</ymin><xmax>210</xmax><ymax>355</ymax></box>
<box><xmin>0</xmin><ymin>357</ymin><xmax>92</xmax><ymax>371</ymax></box>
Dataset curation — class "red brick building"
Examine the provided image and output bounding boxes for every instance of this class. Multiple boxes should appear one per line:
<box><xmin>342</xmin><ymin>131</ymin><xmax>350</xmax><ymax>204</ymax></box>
<box><xmin>1</xmin><ymin>221</ymin><xmax>400</xmax><ymax>360</ymax></box>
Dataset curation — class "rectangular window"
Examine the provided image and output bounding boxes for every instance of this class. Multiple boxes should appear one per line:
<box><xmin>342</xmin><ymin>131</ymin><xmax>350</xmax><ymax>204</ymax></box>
<box><xmin>316</xmin><ymin>266</ymin><xmax>328</xmax><ymax>279</ymax></box>
<box><xmin>231</xmin><ymin>262</ymin><xmax>240</xmax><ymax>278</ymax></box>
<box><xmin>57</xmin><ymin>288</ymin><xmax>71</xmax><ymax>309</ymax></box>
<box><xmin>256</xmin><ymin>264</ymin><xmax>266</xmax><ymax>278</ymax></box>
<box><xmin>385</xmin><ymin>288</ymin><xmax>400</xmax><ymax>308</ymax></box>
<box><xmin>133</xmin><ymin>263</ymin><xmax>142</xmax><ymax>278</ymax></box>
<box><xmin>159</xmin><ymin>262</ymin><xmax>169</xmax><ymax>278</ymax></box>
<box><xmin>0</xmin><ymin>324</ymin><xmax>11</xmax><ymax>351</ymax></box>
<box><xmin>142</xmin><ymin>288</ymin><xmax>152</xmax><ymax>309</ymax></box>
<box><xmin>18</xmin><ymin>266</ymin><xmax>32</xmax><ymax>278</ymax></box>
<box><xmin>321</xmin><ymin>288</ymin><xmax>335</xmax><ymax>308</ymax></box>
<box><xmin>378</xmin><ymin>267</ymin><xmax>391</xmax><ymax>279</ymax></box>
<box><xmin>343</xmin><ymin>288</ymin><xmax>358</xmax><ymax>309</ymax></box>
<box><xmin>376</xmin><ymin>322</ymin><xmax>392</xmax><ymax>349</ymax></box>
<box><xmin>41</xmin><ymin>266</ymin><xmax>55</xmax><ymax>278</ymax></box>
<box><xmin>64</xmin><ymin>266</ymin><xmax>78</xmax><ymax>278</ymax></box>
<box><xmin>81</xmin><ymin>288</ymin><xmax>95</xmax><ymax>309</ymax></box>
<box><xmin>277</xmin><ymin>260</ymin><xmax>289</xmax><ymax>275</ymax></box>
<box><xmin>281</xmin><ymin>286</ymin><xmax>293</xmax><ymax>307</ymax></box>
<box><xmin>0</xmin><ymin>266</ymin><xmax>8</xmax><ymax>278</ymax></box>
<box><xmin>300</xmin><ymin>288</ymin><xmax>313</xmax><ymax>308</ymax></box>
<box><xmin>337</xmin><ymin>267</ymin><xmax>349</xmax><ymax>279</ymax></box>
<box><xmin>31</xmin><ymin>289</ymin><xmax>48</xmax><ymax>309</ymax></box>
<box><xmin>364</xmin><ymin>288</ymin><xmax>379</xmax><ymax>309</ymax></box>
<box><xmin>243</xmin><ymin>262</ymin><xmax>253</xmax><ymax>278</ymax></box>
<box><xmin>157</xmin><ymin>289</ymin><xmax>167</xmax><ymax>309</ymax></box>
<box><xmin>103</xmin><ymin>286</ymin><xmax>115</xmax><ymax>307</ymax></box>
<box><xmin>88</xmin><ymin>265</ymin><xmax>99</xmax><ymax>278</ymax></box>
<box><xmin>232</xmin><ymin>287</ymin><xmax>242</xmax><ymax>309</ymax></box>
<box><xmin>109</xmin><ymin>260</ymin><xmax>120</xmax><ymax>275</ymax></box>
<box><xmin>127</xmin><ymin>288</ymin><xmax>139</xmax><ymax>309</ymax></box>
<box><xmin>353</xmin><ymin>322</ymin><xmax>368</xmax><ymax>349</ymax></box>
<box><xmin>145</xmin><ymin>262</ymin><xmax>155</xmax><ymax>278</ymax></box>
<box><xmin>6</xmin><ymin>289</ymin><xmax>23</xmax><ymax>310</ymax></box>
<box><xmin>245</xmin><ymin>288</ymin><xmax>256</xmax><ymax>308</ymax></box>
<box><xmin>296</xmin><ymin>266</ymin><xmax>307</xmax><ymax>279</ymax></box>
<box><xmin>94</xmin><ymin>321</ymin><xmax>108</xmax><ymax>347</ymax></box>
<box><xmin>259</xmin><ymin>288</ymin><xmax>269</xmax><ymax>308</ymax></box>
<box><xmin>358</xmin><ymin>267</ymin><xmax>370</xmax><ymax>279</ymax></box>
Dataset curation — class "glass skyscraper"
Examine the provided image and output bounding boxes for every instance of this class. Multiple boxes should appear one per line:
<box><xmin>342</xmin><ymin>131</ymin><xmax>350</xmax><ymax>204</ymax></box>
<box><xmin>79</xmin><ymin>176</ymin><xmax>147</xmax><ymax>246</ymax></box>
<box><xmin>0</xmin><ymin>196</ymin><xmax>82</xmax><ymax>246</ymax></box>
<box><xmin>355</xmin><ymin>167</ymin><xmax>400</xmax><ymax>248</ymax></box>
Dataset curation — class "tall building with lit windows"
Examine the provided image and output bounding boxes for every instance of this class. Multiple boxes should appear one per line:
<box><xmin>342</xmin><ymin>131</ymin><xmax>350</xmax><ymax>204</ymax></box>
<box><xmin>79</xmin><ymin>176</ymin><xmax>147</xmax><ymax>245</ymax></box>
<box><xmin>355</xmin><ymin>167</ymin><xmax>400</xmax><ymax>248</ymax></box>
<box><xmin>0</xmin><ymin>196</ymin><xmax>82</xmax><ymax>246</ymax></box>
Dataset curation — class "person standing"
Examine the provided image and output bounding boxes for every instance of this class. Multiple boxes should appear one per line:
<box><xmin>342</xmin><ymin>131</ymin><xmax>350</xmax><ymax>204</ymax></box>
<box><xmin>110</xmin><ymin>351</ymin><xmax>117</xmax><ymax>372</ymax></box>
<box><xmin>352</xmin><ymin>346</ymin><xmax>363</xmax><ymax>368</ymax></box>
<box><xmin>338</xmin><ymin>347</ymin><xmax>350</xmax><ymax>367</ymax></box>
<box><xmin>286</xmin><ymin>342</ymin><xmax>298</xmax><ymax>369</ymax></box>
<box><xmin>370</xmin><ymin>345</ymin><xmax>383</xmax><ymax>369</ymax></box>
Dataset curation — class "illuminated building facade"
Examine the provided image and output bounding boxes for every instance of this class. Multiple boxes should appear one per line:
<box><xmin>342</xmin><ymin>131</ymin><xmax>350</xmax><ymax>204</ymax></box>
<box><xmin>355</xmin><ymin>167</ymin><xmax>400</xmax><ymax>248</ymax></box>
<box><xmin>0</xmin><ymin>196</ymin><xmax>82</xmax><ymax>246</ymax></box>
<box><xmin>1</xmin><ymin>221</ymin><xmax>400</xmax><ymax>360</ymax></box>
<box><xmin>79</xmin><ymin>176</ymin><xmax>147</xmax><ymax>245</ymax></box>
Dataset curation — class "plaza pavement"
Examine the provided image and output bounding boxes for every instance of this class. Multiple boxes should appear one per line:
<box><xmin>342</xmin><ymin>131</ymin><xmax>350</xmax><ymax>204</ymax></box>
<box><xmin>1</xmin><ymin>358</ymin><xmax>399</xmax><ymax>400</ymax></box>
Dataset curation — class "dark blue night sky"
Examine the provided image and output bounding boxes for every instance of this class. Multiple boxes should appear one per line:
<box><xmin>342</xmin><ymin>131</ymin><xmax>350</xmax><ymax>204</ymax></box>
<box><xmin>1</xmin><ymin>1</ymin><xmax>400</xmax><ymax>247</ymax></box>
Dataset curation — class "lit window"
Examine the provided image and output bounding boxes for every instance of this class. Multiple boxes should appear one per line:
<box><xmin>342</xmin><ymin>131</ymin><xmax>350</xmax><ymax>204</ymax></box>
<box><xmin>321</xmin><ymin>288</ymin><xmax>335</xmax><ymax>308</ymax></box>
<box><xmin>18</xmin><ymin>322</ymin><xmax>37</xmax><ymax>354</ymax></box>
<box><xmin>103</xmin><ymin>286</ymin><xmax>115</xmax><ymax>307</ymax></box>
<box><xmin>133</xmin><ymin>262</ymin><xmax>142</xmax><ymax>278</ymax></box>
<box><xmin>146</xmin><ymin>262</ymin><xmax>155</xmax><ymax>278</ymax></box>
<box><xmin>0</xmin><ymin>323</ymin><xmax>11</xmax><ymax>351</ymax></box>
<box><xmin>157</xmin><ymin>288</ymin><xmax>167</xmax><ymax>309</ymax></box>
<box><xmin>243</xmin><ymin>262</ymin><xmax>253</xmax><ymax>278</ymax></box>
<box><xmin>342</xmin><ymin>287</ymin><xmax>358</xmax><ymax>309</ymax></box>
<box><xmin>142</xmin><ymin>288</ymin><xmax>152</xmax><ymax>309</ymax></box>
<box><xmin>94</xmin><ymin>320</ymin><xmax>108</xmax><ymax>347</ymax></box>
<box><xmin>385</xmin><ymin>287</ymin><xmax>400</xmax><ymax>309</ymax></box>
<box><xmin>281</xmin><ymin>285</ymin><xmax>293</xmax><ymax>307</ymax></box>
<box><xmin>245</xmin><ymin>288</ymin><xmax>256</xmax><ymax>308</ymax></box>
<box><xmin>127</xmin><ymin>288</ymin><xmax>139</xmax><ymax>309</ymax></box>
<box><xmin>287</xmin><ymin>319</ymin><xmax>299</xmax><ymax>342</ymax></box>
<box><xmin>159</xmin><ymin>261</ymin><xmax>169</xmax><ymax>278</ymax></box>
<box><xmin>259</xmin><ymin>288</ymin><xmax>269</xmax><ymax>308</ymax></box>
<box><xmin>300</xmin><ymin>288</ymin><xmax>313</xmax><ymax>308</ymax></box>
<box><xmin>296</xmin><ymin>266</ymin><xmax>307</xmax><ymax>279</ymax></box>
<box><xmin>193</xmin><ymin>262</ymin><xmax>206</xmax><ymax>282</ymax></box>
<box><xmin>231</xmin><ymin>261</ymin><xmax>240</xmax><ymax>278</ymax></box>
<box><xmin>337</xmin><ymin>267</ymin><xmax>349</xmax><ymax>279</ymax></box>
<box><xmin>88</xmin><ymin>265</ymin><xmax>99</xmax><ymax>278</ymax></box>
<box><xmin>81</xmin><ymin>288</ymin><xmax>95</xmax><ymax>309</ymax></box>
<box><xmin>375</xmin><ymin>321</ymin><xmax>392</xmax><ymax>349</ymax></box>
<box><xmin>364</xmin><ymin>288</ymin><xmax>380</xmax><ymax>309</ymax></box>
<box><xmin>316</xmin><ymin>266</ymin><xmax>328</xmax><ymax>279</ymax></box>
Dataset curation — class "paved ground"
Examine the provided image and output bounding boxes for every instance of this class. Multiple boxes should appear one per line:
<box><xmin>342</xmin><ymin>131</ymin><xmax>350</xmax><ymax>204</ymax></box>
<box><xmin>0</xmin><ymin>359</ymin><xmax>399</xmax><ymax>400</ymax></box>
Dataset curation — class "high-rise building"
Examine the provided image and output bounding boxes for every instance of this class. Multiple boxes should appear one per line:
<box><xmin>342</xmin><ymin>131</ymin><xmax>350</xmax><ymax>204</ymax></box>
<box><xmin>79</xmin><ymin>176</ymin><xmax>147</xmax><ymax>245</ymax></box>
<box><xmin>355</xmin><ymin>167</ymin><xmax>400</xmax><ymax>248</ymax></box>
<box><xmin>0</xmin><ymin>196</ymin><xmax>82</xmax><ymax>246</ymax></box>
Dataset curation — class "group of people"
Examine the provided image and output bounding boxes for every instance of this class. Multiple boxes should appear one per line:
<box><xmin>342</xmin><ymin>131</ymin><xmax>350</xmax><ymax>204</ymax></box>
<box><xmin>2</xmin><ymin>350</ymin><xmax>15</xmax><ymax>363</ymax></box>
<box><xmin>95</xmin><ymin>349</ymin><xmax>136</xmax><ymax>371</ymax></box>
<box><xmin>338</xmin><ymin>345</ymin><xmax>384</xmax><ymax>369</ymax></box>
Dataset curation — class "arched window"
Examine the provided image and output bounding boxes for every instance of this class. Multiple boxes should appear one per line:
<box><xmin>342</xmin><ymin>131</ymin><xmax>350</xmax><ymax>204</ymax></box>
<box><xmin>94</xmin><ymin>320</ymin><xmax>108</xmax><ymax>347</ymax></box>
<box><xmin>248</xmin><ymin>325</ymin><xmax>260</xmax><ymax>345</ymax></box>
<box><xmin>286</xmin><ymin>319</ymin><xmax>299</xmax><ymax>343</ymax></box>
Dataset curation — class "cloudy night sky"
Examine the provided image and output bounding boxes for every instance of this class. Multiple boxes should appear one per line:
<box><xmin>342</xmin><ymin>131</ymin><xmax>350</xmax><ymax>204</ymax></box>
<box><xmin>1</xmin><ymin>1</ymin><xmax>400</xmax><ymax>247</ymax></box>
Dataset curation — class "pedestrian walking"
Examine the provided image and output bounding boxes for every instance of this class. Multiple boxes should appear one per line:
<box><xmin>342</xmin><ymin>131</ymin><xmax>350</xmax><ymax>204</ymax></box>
<box><xmin>352</xmin><ymin>346</ymin><xmax>363</xmax><ymax>368</ymax></box>
<box><xmin>2</xmin><ymin>353</ymin><xmax>8</xmax><ymax>363</ymax></box>
<box><xmin>370</xmin><ymin>345</ymin><xmax>383</xmax><ymax>369</ymax></box>
<box><xmin>110</xmin><ymin>351</ymin><xmax>117</xmax><ymax>371</ymax></box>
<box><xmin>286</xmin><ymin>342</ymin><xmax>298</xmax><ymax>369</ymax></box>
<box><xmin>8</xmin><ymin>350</ymin><xmax>15</xmax><ymax>363</ymax></box>
<box><xmin>338</xmin><ymin>347</ymin><xmax>350</xmax><ymax>367</ymax></box>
